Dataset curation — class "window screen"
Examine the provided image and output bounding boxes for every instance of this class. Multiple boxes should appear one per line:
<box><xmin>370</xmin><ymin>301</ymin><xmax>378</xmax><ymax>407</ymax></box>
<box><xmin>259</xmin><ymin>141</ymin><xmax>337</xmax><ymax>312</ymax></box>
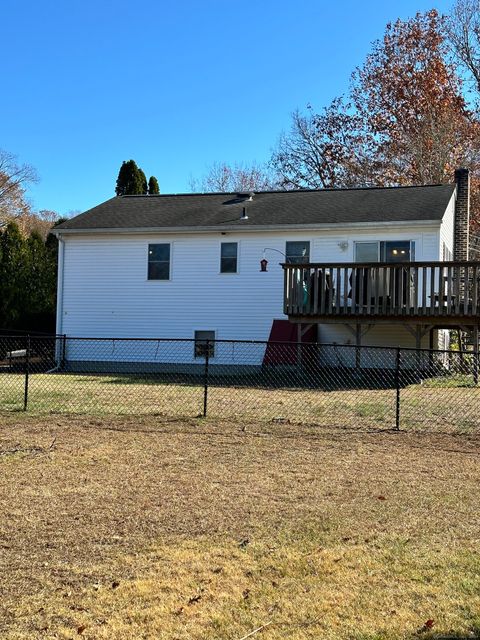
<box><xmin>148</xmin><ymin>244</ymin><xmax>170</xmax><ymax>280</ymax></box>
<box><xmin>194</xmin><ymin>330</ymin><xmax>215</xmax><ymax>358</ymax></box>
<box><xmin>220</xmin><ymin>242</ymin><xmax>238</xmax><ymax>273</ymax></box>
<box><xmin>286</xmin><ymin>241</ymin><xmax>310</xmax><ymax>264</ymax></box>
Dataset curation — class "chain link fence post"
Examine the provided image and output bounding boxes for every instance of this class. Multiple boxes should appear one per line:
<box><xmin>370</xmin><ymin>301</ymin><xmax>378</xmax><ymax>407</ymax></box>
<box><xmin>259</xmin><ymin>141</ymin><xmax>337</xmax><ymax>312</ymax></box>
<box><xmin>203</xmin><ymin>339</ymin><xmax>210</xmax><ymax>417</ymax></box>
<box><xmin>23</xmin><ymin>335</ymin><xmax>30</xmax><ymax>412</ymax></box>
<box><xmin>395</xmin><ymin>346</ymin><xmax>401</xmax><ymax>430</ymax></box>
<box><xmin>62</xmin><ymin>334</ymin><xmax>67</xmax><ymax>369</ymax></box>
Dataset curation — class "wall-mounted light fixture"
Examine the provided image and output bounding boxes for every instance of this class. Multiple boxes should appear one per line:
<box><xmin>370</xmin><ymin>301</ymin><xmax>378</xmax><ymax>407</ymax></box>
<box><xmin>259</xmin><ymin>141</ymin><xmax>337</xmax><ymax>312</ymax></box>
<box><xmin>338</xmin><ymin>241</ymin><xmax>349</xmax><ymax>252</ymax></box>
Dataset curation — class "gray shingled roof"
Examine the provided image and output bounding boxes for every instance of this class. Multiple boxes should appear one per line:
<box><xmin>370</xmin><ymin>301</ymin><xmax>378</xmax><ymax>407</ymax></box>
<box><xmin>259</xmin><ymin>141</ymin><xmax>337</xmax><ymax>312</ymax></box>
<box><xmin>56</xmin><ymin>184</ymin><xmax>455</xmax><ymax>231</ymax></box>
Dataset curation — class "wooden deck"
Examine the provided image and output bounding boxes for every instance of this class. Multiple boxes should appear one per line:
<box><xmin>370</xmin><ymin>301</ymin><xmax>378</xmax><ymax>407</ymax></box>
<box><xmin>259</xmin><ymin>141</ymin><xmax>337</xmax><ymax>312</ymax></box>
<box><xmin>283</xmin><ymin>261</ymin><xmax>480</xmax><ymax>326</ymax></box>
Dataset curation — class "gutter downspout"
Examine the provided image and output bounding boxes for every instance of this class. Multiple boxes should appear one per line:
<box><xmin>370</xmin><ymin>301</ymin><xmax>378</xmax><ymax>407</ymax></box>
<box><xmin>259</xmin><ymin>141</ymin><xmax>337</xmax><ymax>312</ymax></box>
<box><xmin>54</xmin><ymin>235</ymin><xmax>65</xmax><ymax>367</ymax></box>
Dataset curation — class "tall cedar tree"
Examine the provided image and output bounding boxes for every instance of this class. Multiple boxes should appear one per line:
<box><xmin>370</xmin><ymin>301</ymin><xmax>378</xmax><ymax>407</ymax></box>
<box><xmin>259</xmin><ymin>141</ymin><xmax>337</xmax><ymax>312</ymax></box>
<box><xmin>115</xmin><ymin>160</ymin><xmax>146</xmax><ymax>196</ymax></box>
<box><xmin>0</xmin><ymin>221</ymin><xmax>57</xmax><ymax>331</ymax></box>
<box><xmin>148</xmin><ymin>176</ymin><xmax>160</xmax><ymax>194</ymax></box>
<box><xmin>0</xmin><ymin>222</ymin><xmax>26</xmax><ymax>326</ymax></box>
<box><xmin>138</xmin><ymin>168</ymin><xmax>148</xmax><ymax>195</ymax></box>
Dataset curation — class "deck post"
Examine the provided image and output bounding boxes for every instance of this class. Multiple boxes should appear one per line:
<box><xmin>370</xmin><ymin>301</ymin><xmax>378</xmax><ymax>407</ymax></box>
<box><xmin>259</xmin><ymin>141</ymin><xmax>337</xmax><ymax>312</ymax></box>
<box><xmin>415</xmin><ymin>325</ymin><xmax>422</xmax><ymax>350</ymax></box>
<box><xmin>355</xmin><ymin>324</ymin><xmax>361</xmax><ymax>370</ymax></box>
<box><xmin>296</xmin><ymin>324</ymin><xmax>302</xmax><ymax>369</ymax></box>
<box><xmin>457</xmin><ymin>329</ymin><xmax>466</xmax><ymax>369</ymax></box>
<box><xmin>404</xmin><ymin>324</ymin><xmax>430</xmax><ymax>373</ymax></box>
<box><xmin>415</xmin><ymin>325</ymin><xmax>422</xmax><ymax>373</ymax></box>
<box><xmin>429</xmin><ymin>327</ymin><xmax>434</xmax><ymax>372</ymax></box>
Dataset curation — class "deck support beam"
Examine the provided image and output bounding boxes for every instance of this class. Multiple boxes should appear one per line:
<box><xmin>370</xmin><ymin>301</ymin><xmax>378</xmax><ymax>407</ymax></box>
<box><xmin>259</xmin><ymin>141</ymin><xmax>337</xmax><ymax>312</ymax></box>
<box><xmin>403</xmin><ymin>324</ymin><xmax>432</xmax><ymax>342</ymax></box>
<box><xmin>429</xmin><ymin>327</ymin><xmax>435</xmax><ymax>370</ymax></box>
<box><xmin>295</xmin><ymin>323</ymin><xmax>315</xmax><ymax>368</ymax></box>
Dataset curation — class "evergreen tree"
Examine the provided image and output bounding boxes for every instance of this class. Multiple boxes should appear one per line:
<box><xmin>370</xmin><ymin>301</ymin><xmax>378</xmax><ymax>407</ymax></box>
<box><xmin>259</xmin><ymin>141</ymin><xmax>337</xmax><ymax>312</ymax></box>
<box><xmin>115</xmin><ymin>160</ymin><xmax>145</xmax><ymax>196</ymax></box>
<box><xmin>0</xmin><ymin>222</ymin><xmax>27</xmax><ymax>327</ymax></box>
<box><xmin>0</xmin><ymin>222</ymin><xmax>59</xmax><ymax>332</ymax></box>
<box><xmin>138</xmin><ymin>168</ymin><xmax>148</xmax><ymax>195</ymax></box>
<box><xmin>148</xmin><ymin>176</ymin><xmax>160</xmax><ymax>194</ymax></box>
<box><xmin>25</xmin><ymin>231</ymin><xmax>52</xmax><ymax>319</ymax></box>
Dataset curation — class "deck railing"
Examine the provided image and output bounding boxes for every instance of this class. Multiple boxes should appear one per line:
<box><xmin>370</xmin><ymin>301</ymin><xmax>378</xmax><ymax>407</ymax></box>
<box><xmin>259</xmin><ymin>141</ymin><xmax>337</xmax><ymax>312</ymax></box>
<box><xmin>283</xmin><ymin>261</ymin><xmax>480</xmax><ymax>319</ymax></box>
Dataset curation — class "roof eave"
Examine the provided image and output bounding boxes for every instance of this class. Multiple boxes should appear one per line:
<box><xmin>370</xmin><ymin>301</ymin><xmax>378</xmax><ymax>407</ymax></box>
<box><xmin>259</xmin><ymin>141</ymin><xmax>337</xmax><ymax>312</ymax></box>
<box><xmin>53</xmin><ymin>219</ymin><xmax>443</xmax><ymax>236</ymax></box>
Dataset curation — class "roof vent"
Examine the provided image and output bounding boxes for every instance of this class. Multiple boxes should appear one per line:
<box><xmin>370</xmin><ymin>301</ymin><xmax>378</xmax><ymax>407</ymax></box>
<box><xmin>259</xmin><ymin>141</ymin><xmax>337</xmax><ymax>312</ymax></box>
<box><xmin>241</xmin><ymin>207</ymin><xmax>249</xmax><ymax>221</ymax></box>
<box><xmin>236</xmin><ymin>192</ymin><xmax>254</xmax><ymax>201</ymax></box>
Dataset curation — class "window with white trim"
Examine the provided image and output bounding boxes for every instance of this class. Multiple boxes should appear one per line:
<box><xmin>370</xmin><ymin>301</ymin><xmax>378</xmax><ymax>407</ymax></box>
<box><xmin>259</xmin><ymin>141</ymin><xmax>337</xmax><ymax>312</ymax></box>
<box><xmin>148</xmin><ymin>243</ymin><xmax>170</xmax><ymax>280</ymax></box>
<box><xmin>286</xmin><ymin>241</ymin><xmax>310</xmax><ymax>264</ymax></box>
<box><xmin>355</xmin><ymin>241</ymin><xmax>415</xmax><ymax>263</ymax></box>
<box><xmin>220</xmin><ymin>242</ymin><xmax>238</xmax><ymax>273</ymax></box>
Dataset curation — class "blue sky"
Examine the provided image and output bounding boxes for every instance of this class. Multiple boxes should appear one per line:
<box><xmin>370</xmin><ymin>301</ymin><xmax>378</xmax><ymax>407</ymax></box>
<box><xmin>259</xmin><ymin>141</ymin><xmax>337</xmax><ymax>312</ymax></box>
<box><xmin>2</xmin><ymin>0</ymin><xmax>452</xmax><ymax>216</ymax></box>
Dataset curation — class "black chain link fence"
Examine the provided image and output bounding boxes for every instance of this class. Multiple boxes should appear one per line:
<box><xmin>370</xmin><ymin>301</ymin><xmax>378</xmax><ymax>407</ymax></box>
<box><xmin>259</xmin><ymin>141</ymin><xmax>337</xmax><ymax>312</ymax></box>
<box><xmin>0</xmin><ymin>335</ymin><xmax>479</xmax><ymax>431</ymax></box>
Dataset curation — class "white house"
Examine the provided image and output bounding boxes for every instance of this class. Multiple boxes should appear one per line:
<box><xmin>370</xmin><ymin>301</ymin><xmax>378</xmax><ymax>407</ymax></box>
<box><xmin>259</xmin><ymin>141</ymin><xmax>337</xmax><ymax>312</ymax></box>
<box><xmin>53</xmin><ymin>169</ymin><xmax>476</xmax><ymax>370</ymax></box>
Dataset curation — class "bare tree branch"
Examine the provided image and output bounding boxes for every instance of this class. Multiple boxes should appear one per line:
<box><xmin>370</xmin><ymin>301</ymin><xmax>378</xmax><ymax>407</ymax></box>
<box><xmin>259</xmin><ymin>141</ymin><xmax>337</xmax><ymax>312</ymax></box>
<box><xmin>446</xmin><ymin>0</ymin><xmax>480</xmax><ymax>94</ymax></box>
<box><xmin>271</xmin><ymin>100</ymin><xmax>372</xmax><ymax>189</ymax></box>
<box><xmin>0</xmin><ymin>149</ymin><xmax>38</xmax><ymax>228</ymax></box>
<box><xmin>190</xmin><ymin>161</ymin><xmax>279</xmax><ymax>192</ymax></box>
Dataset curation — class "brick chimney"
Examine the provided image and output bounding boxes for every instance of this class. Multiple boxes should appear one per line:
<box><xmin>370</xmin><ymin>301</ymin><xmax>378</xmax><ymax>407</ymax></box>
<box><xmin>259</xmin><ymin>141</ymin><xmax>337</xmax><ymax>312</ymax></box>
<box><xmin>454</xmin><ymin>168</ymin><xmax>470</xmax><ymax>261</ymax></box>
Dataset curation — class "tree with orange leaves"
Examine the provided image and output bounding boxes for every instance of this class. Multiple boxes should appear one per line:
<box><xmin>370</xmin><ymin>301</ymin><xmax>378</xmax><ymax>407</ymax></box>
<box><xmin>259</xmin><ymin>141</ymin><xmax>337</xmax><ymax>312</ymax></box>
<box><xmin>273</xmin><ymin>9</ymin><xmax>480</xmax><ymax>218</ymax></box>
<box><xmin>351</xmin><ymin>9</ymin><xmax>479</xmax><ymax>187</ymax></box>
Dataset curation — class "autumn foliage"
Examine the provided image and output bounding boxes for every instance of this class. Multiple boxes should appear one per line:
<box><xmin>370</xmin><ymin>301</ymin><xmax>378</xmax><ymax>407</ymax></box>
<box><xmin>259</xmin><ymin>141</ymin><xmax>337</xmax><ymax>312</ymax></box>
<box><xmin>272</xmin><ymin>9</ymin><xmax>480</xmax><ymax>228</ymax></box>
<box><xmin>351</xmin><ymin>9</ymin><xmax>479</xmax><ymax>186</ymax></box>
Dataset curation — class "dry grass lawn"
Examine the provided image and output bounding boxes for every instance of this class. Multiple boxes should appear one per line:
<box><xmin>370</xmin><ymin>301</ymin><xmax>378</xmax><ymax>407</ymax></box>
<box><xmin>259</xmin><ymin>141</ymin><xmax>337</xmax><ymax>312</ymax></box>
<box><xmin>0</xmin><ymin>413</ymin><xmax>479</xmax><ymax>639</ymax></box>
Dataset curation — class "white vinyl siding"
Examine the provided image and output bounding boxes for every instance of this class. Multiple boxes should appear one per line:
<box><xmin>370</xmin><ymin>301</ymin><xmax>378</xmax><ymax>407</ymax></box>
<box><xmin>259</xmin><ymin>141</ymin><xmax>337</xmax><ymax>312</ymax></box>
<box><xmin>439</xmin><ymin>190</ymin><xmax>455</xmax><ymax>259</ymax></box>
<box><xmin>58</xmin><ymin>224</ymin><xmax>444</xmax><ymax>364</ymax></box>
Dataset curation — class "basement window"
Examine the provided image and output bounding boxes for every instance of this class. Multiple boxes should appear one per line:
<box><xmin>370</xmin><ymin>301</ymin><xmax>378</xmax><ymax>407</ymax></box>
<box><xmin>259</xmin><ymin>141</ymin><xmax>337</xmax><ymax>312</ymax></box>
<box><xmin>148</xmin><ymin>243</ymin><xmax>170</xmax><ymax>280</ymax></box>
<box><xmin>194</xmin><ymin>330</ymin><xmax>215</xmax><ymax>358</ymax></box>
